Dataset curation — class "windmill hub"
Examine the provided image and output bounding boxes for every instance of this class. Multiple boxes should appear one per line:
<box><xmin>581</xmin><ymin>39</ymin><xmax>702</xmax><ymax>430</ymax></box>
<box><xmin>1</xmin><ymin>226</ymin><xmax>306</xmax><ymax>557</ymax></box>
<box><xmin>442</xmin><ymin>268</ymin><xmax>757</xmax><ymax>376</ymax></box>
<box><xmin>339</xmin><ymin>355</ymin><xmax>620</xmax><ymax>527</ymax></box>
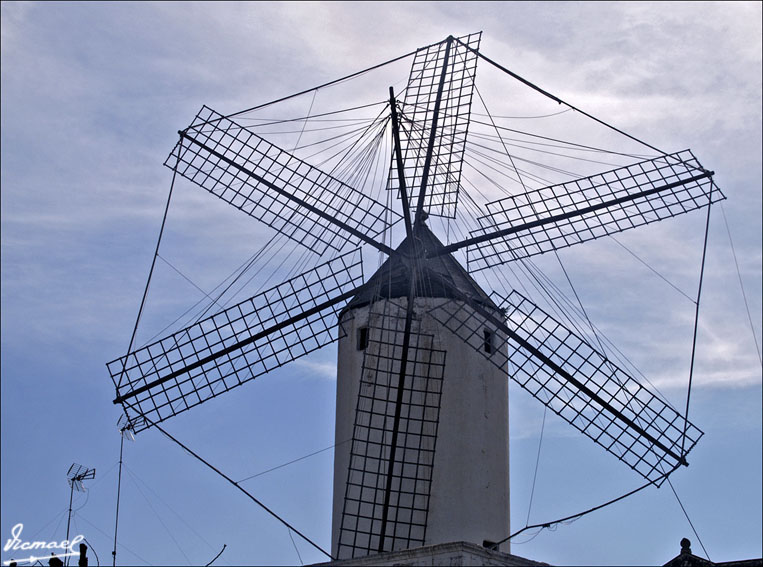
<box><xmin>344</xmin><ymin>224</ymin><xmax>499</xmax><ymax>313</ymax></box>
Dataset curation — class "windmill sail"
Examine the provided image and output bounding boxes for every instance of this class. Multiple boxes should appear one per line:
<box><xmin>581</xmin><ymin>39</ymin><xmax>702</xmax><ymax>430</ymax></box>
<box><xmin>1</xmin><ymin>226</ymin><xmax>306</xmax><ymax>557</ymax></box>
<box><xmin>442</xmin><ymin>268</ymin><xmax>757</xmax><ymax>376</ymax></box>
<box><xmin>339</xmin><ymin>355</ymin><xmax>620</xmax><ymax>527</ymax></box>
<box><xmin>389</xmin><ymin>33</ymin><xmax>481</xmax><ymax>219</ymax></box>
<box><xmin>109</xmin><ymin>249</ymin><xmax>364</xmax><ymax>433</ymax></box>
<box><xmin>338</xmin><ymin>300</ymin><xmax>446</xmax><ymax>558</ymax></box>
<box><xmin>464</xmin><ymin>150</ymin><xmax>723</xmax><ymax>271</ymax></box>
<box><xmin>167</xmin><ymin>106</ymin><xmax>400</xmax><ymax>256</ymax></box>
<box><xmin>430</xmin><ymin>288</ymin><xmax>703</xmax><ymax>484</ymax></box>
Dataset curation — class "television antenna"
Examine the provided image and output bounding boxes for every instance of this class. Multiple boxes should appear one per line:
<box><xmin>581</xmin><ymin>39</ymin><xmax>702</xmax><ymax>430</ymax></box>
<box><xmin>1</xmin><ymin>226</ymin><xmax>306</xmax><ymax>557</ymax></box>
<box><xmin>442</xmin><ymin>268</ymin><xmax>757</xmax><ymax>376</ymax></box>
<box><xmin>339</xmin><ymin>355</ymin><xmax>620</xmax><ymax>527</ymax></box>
<box><xmin>65</xmin><ymin>463</ymin><xmax>94</xmax><ymax>566</ymax></box>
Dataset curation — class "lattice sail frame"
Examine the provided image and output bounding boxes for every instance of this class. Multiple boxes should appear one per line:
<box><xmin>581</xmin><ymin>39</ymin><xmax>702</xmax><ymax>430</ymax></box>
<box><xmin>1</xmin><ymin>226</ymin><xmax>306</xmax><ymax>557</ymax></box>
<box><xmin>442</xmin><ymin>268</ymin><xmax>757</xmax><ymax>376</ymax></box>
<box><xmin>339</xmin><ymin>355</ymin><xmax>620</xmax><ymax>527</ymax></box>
<box><xmin>339</xmin><ymin>300</ymin><xmax>446</xmax><ymax>558</ymax></box>
<box><xmin>166</xmin><ymin>106</ymin><xmax>400</xmax><ymax>256</ymax></box>
<box><xmin>429</xmin><ymin>290</ymin><xmax>703</xmax><ymax>485</ymax></box>
<box><xmin>389</xmin><ymin>32</ymin><xmax>481</xmax><ymax>219</ymax></box>
<box><xmin>467</xmin><ymin>150</ymin><xmax>724</xmax><ymax>271</ymax></box>
<box><xmin>109</xmin><ymin>249</ymin><xmax>363</xmax><ymax>433</ymax></box>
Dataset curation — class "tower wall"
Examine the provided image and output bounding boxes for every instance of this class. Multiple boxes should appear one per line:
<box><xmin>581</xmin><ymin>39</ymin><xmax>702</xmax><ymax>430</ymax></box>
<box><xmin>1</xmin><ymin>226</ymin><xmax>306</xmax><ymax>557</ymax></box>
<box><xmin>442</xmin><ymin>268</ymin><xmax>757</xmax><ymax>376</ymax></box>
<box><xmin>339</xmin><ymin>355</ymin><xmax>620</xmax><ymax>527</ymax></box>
<box><xmin>332</xmin><ymin>297</ymin><xmax>509</xmax><ymax>558</ymax></box>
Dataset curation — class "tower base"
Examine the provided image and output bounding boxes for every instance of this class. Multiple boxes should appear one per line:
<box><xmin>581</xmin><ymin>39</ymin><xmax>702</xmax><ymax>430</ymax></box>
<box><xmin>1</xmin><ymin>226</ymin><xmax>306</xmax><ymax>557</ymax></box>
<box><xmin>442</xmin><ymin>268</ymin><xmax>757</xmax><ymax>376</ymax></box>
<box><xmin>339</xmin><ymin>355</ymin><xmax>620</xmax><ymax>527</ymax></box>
<box><xmin>313</xmin><ymin>541</ymin><xmax>548</xmax><ymax>567</ymax></box>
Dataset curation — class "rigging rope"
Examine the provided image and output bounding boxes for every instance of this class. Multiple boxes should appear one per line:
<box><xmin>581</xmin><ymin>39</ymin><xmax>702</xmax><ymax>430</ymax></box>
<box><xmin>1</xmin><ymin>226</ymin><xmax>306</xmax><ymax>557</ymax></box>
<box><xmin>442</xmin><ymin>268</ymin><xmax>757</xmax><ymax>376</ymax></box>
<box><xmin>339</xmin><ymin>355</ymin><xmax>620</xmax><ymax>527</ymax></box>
<box><xmin>122</xmin><ymin>462</ymin><xmax>220</xmax><ymax>553</ymax></box>
<box><xmin>153</xmin><ymin>423</ymin><xmax>334</xmax><ymax>561</ymax></box>
<box><xmin>456</xmin><ymin>38</ymin><xmax>678</xmax><ymax>161</ymax></box>
<box><xmin>293</xmin><ymin>89</ymin><xmax>318</xmax><ymax>152</ymax></box>
<box><xmin>156</xmin><ymin>253</ymin><xmax>222</xmax><ymax>309</ymax></box>
<box><xmin>124</xmin><ymin>466</ymin><xmax>193</xmax><ymax>565</ymax></box>
<box><xmin>489</xmin><ymin>462</ymin><xmax>681</xmax><ymax>549</ymax></box>
<box><xmin>553</xmin><ymin>251</ymin><xmax>608</xmax><ymax>358</ymax></box>
<box><xmin>204</xmin><ymin>544</ymin><xmax>226</xmax><ymax>567</ymax></box>
<box><xmin>140</xmin><ymin>238</ymin><xmax>275</xmax><ymax>345</ymax></box>
<box><xmin>77</xmin><ymin>513</ymin><xmax>154</xmax><ymax>566</ymax></box>
<box><xmin>239</xmin><ymin>100</ymin><xmax>385</xmax><ymax>126</ymax></box>
<box><xmin>206</xmin><ymin>43</ymin><xmax>430</xmax><ymax>126</ymax></box>
<box><xmin>472</xmin><ymin>108</ymin><xmax>573</xmax><ymax>120</ymax></box>
<box><xmin>681</xmin><ymin>185</ymin><xmax>715</xmax><ymax>454</ymax></box>
<box><xmin>237</xmin><ymin>440</ymin><xmax>350</xmax><ymax>484</ymax></box>
<box><xmin>610</xmin><ymin>237</ymin><xmax>696</xmax><ymax>304</ymax></box>
<box><xmin>720</xmin><ymin>204</ymin><xmax>762</xmax><ymax>366</ymax></box>
<box><xmin>117</xmin><ymin>136</ymin><xmax>182</xmax><ymax>386</ymax></box>
<box><xmin>667</xmin><ymin>477</ymin><xmax>711</xmax><ymax>560</ymax></box>
<box><xmin>287</xmin><ymin>529</ymin><xmax>304</xmax><ymax>566</ymax></box>
<box><xmin>525</xmin><ymin>407</ymin><xmax>547</xmax><ymax>527</ymax></box>
<box><xmin>468</xmin><ymin>117</ymin><xmax>655</xmax><ymax>161</ymax></box>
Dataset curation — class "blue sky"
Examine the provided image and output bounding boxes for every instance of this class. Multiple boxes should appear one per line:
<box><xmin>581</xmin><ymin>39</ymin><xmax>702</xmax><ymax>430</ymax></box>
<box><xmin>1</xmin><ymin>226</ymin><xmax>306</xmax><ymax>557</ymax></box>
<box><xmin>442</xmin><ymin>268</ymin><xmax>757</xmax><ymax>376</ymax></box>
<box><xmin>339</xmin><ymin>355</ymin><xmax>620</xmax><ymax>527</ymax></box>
<box><xmin>1</xmin><ymin>2</ymin><xmax>761</xmax><ymax>566</ymax></box>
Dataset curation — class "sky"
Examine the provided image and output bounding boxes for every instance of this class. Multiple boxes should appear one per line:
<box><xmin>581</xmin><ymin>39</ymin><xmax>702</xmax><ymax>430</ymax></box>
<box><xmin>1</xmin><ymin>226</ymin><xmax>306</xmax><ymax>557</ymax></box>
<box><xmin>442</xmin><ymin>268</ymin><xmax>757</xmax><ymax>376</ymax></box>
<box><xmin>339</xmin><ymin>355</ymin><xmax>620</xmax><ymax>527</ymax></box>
<box><xmin>1</xmin><ymin>2</ymin><xmax>761</xmax><ymax>566</ymax></box>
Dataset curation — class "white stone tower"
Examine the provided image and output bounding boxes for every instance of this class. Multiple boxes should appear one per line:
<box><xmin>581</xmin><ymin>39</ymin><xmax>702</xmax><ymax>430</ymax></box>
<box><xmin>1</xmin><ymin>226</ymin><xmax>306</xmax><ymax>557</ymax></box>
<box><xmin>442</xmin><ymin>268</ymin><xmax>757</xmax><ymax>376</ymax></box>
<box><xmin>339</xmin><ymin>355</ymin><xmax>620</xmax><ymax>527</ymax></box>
<box><xmin>331</xmin><ymin>224</ymin><xmax>510</xmax><ymax>559</ymax></box>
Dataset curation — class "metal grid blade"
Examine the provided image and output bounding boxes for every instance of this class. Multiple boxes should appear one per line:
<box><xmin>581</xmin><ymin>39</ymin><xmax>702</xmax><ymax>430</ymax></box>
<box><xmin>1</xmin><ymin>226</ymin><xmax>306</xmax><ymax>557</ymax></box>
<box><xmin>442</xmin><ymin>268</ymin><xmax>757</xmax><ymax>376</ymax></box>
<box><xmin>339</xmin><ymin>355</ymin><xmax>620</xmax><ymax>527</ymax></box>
<box><xmin>108</xmin><ymin>249</ymin><xmax>364</xmax><ymax>433</ymax></box>
<box><xmin>388</xmin><ymin>33</ymin><xmax>481</xmax><ymax>219</ymax></box>
<box><xmin>166</xmin><ymin>106</ymin><xmax>400</xmax><ymax>256</ymax></box>
<box><xmin>467</xmin><ymin>150</ymin><xmax>725</xmax><ymax>271</ymax></box>
<box><xmin>338</xmin><ymin>301</ymin><xmax>445</xmax><ymax>558</ymax></box>
<box><xmin>430</xmin><ymin>290</ymin><xmax>703</xmax><ymax>484</ymax></box>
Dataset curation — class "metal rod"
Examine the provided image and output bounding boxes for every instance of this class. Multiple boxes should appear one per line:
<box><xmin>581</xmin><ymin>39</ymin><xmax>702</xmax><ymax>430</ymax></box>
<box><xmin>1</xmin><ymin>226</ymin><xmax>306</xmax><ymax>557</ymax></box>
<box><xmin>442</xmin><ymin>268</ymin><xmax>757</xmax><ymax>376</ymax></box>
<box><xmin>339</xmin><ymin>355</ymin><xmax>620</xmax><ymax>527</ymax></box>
<box><xmin>378</xmin><ymin>264</ymin><xmax>417</xmax><ymax>552</ymax></box>
<box><xmin>178</xmin><ymin>131</ymin><xmax>396</xmax><ymax>257</ymax></box>
<box><xmin>114</xmin><ymin>284</ymin><xmax>364</xmax><ymax>405</ymax></box>
<box><xmin>112</xmin><ymin>431</ymin><xmax>125</xmax><ymax>566</ymax></box>
<box><xmin>415</xmin><ymin>36</ymin><xmax>454</xmax><ymax>226</ymax></box>
<box><xmin>389</xmin><ymin>86</ymin><xmax>413</xmax><ymax>239</ymax></box>
<box><xmin>379</xmin><ymin>38</ymin><xmax>455</xmax><ymax>541</ymax></box>
<box><xmin>431</xmin><ymin>172</ymin><xmax>714</xmax><ymax>257</ymax></box>
<box><xmin>65</xmin><ymin>479</ymin><xmax>74</xmax><ymax>567</ymax></box>
<box><xmin>681</xmin><ymin>183</ymin><xmax>714</xmax><ymax>454</ymax></box>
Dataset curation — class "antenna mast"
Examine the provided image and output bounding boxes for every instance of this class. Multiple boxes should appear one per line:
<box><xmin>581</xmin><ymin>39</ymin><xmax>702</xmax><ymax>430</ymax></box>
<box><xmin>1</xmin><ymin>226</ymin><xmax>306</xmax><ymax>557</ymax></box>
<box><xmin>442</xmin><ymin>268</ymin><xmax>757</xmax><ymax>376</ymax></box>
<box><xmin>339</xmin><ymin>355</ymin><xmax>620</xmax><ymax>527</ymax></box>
<box><xmin>65</xmin><ymin>464</ymin><xmax>95</xmax><ymax>566</ymax></box>
<box><xmin>112</xmin><ymin>417</ymin><xmax>135</xmax><ymax>566</ymax></box>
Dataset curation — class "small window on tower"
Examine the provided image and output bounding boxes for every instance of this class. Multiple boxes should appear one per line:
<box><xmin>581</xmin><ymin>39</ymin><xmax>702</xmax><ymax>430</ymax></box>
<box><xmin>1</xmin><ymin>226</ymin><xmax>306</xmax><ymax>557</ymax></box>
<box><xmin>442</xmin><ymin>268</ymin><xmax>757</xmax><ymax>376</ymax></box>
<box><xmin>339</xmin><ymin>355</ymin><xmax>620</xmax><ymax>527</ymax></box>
<box><xmin>483</xmin><ymin>329</ymin><xmax>494</xmax><ymax>354</ymax></box>
<box><xmin>357</xmin><ymin>327</ymin><xmax>369</xmax><ymax>351</ymax></box>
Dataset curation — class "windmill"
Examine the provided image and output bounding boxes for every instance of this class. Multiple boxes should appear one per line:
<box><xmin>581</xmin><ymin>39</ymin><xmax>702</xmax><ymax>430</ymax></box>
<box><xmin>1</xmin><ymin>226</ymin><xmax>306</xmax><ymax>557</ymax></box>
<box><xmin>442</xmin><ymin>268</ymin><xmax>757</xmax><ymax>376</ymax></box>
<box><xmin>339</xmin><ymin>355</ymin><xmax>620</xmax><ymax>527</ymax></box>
<box><xmin>107</xmin><ymin>33</ymin><xmax>722</xmax><ymax>561</ymax></box>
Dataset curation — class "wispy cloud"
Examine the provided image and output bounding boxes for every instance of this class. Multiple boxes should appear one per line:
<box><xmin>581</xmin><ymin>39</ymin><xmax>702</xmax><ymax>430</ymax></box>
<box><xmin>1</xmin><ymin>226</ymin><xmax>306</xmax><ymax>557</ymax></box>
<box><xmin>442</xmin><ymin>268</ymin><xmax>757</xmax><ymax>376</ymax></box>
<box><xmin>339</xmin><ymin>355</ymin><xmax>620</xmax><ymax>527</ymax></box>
<box><xmin>293</xmin><ymin>359</ymin><xmax>338</xmax><ymax>381</ymax></box>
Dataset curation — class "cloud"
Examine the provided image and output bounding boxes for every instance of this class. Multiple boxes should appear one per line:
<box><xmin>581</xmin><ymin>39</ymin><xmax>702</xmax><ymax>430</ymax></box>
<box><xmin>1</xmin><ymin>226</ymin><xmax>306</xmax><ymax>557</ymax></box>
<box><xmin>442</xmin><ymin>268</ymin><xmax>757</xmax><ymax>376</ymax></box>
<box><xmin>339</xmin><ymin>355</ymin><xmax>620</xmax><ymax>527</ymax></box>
<box><xmin>0</xmin><ymin>1</ymin><xmax>35</xmax><ymax>52</ymax></box>
<box><xmin>293</xmin><ymin>358</ymin><xmax>338</xmax><ymax>381</ymax></box>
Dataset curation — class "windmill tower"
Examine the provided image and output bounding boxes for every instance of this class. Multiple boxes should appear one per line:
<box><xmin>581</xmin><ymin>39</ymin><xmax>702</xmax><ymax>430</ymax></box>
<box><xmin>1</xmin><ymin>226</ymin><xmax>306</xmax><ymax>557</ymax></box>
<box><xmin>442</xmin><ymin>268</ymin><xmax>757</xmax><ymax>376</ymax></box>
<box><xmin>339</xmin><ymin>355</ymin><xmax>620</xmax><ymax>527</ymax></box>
<box><xmin>332</xmin><ymin>223</ymin><xmax>510</xmax><ymax>558</ymax></box>
<box><xmin>108</xmin><ymin>33</ymin><xmax>721</xmax><ymax>563</ymax></box>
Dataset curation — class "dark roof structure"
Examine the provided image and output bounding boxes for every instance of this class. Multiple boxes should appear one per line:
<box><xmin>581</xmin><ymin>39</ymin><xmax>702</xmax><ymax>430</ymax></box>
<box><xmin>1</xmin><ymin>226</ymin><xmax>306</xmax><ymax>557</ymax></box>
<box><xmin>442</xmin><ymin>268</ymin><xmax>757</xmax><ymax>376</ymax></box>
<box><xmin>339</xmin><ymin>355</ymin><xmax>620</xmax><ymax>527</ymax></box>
<box><xmin>344</xmin><ymin>222</ymin><xmax>499</xmax><ymax>312</ymax></box>
<box><xmin>663</xmin><ymin>538</ymin><xmax>762</xmax><ymax>567</ymax></box>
